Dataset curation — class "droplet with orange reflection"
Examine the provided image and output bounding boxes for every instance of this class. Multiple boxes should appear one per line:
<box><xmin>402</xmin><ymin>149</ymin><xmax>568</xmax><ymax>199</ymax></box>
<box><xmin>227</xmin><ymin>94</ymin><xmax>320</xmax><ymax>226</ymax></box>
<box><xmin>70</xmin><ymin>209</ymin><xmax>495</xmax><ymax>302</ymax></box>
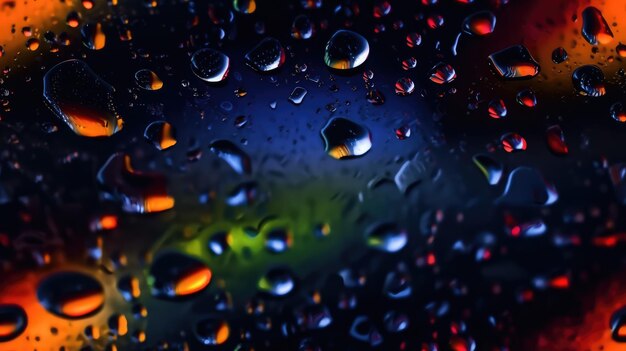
<box><xmin>488</xmin><ymin>45</ymin><xmax>540</xmax><ymax>79</ymax></box>
<box><xmin>36</xmin><ymin>271</ymin><xmax>104</xmax><ymax>319</ymax></box>
<box><xmin>66</xmin><ymin>11</ymin><xmax>81</xmax><ymax>28</ymax></box>
<box><xmin>81</xmin><ymin>22</ymin><xmax>106</xmax><ymax>50</ymax></box>
<box><xmin>0</xmin><ymin>304</ymin><xmax>27</xmax><ymax>342</ymax></box>
<box><xmin>97</xmin><ymin>153</ymin><xmax>175</xmax><ymax>213</ymax></box>
<box><xmin>149</xmin><ymin>252</ymin><xmax>212</xmax><ymax>299</ymax></box>
<box><xmin>194</xmin><ymin>317</ymin><xmax>229</xmax><ymax>345</ymax></box>
<box><xmin>462</xmin><ymin>11</ymin><xmax>496</xmax><ymax>36</ymax></box>
<box><xmin>43</xmin><ymin>59</ymin><xmax>123</xmax><ymax>137</ymax></box>
<box><xmin>572</xmin><ymin>65</ymin><xmax>606</xmax><ymax>97</ymax></box>
<box><xmin>581</xmin><ymin>6</ymin><xmax>613</xmax><ymax>45</ymax></box>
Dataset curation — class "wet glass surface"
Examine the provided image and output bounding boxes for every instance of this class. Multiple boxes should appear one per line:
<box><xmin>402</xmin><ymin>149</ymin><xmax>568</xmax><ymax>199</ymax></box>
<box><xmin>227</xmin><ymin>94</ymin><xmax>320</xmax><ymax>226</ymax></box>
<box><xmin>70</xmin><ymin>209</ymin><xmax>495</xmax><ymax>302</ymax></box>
<box><xmin>1</xmin><ymin>0</ymin><xmax>626</xmax><ymax>350</ymax></box>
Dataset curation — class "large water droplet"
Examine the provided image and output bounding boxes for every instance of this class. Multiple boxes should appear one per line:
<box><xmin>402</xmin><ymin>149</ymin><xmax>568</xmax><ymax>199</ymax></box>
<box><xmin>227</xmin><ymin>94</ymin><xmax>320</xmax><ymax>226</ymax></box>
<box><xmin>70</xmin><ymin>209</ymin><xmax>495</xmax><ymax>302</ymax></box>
<box><xmin>43</xmin><ymin>59</ymin><xmax>123</xmax><ymax>137</ymax></box>
<box><xmin>98</xmin><ymin>153</ymin><xmax>175</xmax><ymax>213</ymax></box>
<box><xmin>321</xmin><ymin>117</ymin><xmax>372</xmax><ymax>159</ymax></box>
<box><xmin>324</xmin><ymin>30</ymin><xmax>370</xmax><ymax>70</ymax></box>
<box><xmin>488</xmin><ymin>45</ymin><xmax>540</xmax><ymax>79</ymax></box>
<box><xmin>498</xmin><ymin>167</ymin><xmax>558</xmax><ymax>206</ymax></box>
<box><xmin>149</xmin><ymin>252</ymin><xmax>212</xmax><ymax>299</ymax></box>
<box><xmin>245</xmin><ymin>37</ymin><xmax>286</xmax><ymax>72</ymax></box>
<box><xmin>191</xmin><ymin>48</ymin><xmax>230</xmax><ymax>83</ymax></box>
<box><xmin>37</xmin><ymin>271</ymin><xmax>104</xmax><ymax>319</ymax></box>
<box><xmin>581</xmin><ymin>6</ymin><xmax>613</xmax><ymax>45</ymax></box>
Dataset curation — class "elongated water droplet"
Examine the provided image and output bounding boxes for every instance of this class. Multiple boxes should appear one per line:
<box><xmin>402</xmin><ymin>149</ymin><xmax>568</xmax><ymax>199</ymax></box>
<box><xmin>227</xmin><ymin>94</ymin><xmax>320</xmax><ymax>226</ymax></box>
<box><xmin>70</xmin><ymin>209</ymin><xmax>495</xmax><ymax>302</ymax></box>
<box><xmin>149</xmin><ymin>252</ymin><xmax>212</xmax><ymax>299</ymax></box>
<box><xmin>37</xmin><ymin>271</ymin><xmax>104</xmax><ymax>319</ymax></box>
<box><xmin>366</xmin><ymin>222</ymin><xmax>407</xmax><ymax>253</ymax></box>
<box><xmin>581</xmin><ymin>6</ymin><xmax>613</xmax><ymax>45</ymax></box>
<box><xmin>489</xmin><ymin>45</ymin><xmax>540</xmax><ymax>79</ymax></box>
<box><xmin>258</xmin><ymin>267</ymin><xmax>296</xmax><ymax>297</ymax></box>
<box><xmin>44</xmin><ymin>59</ymin><xmax>123</xmax><ymax>137</ymax></box>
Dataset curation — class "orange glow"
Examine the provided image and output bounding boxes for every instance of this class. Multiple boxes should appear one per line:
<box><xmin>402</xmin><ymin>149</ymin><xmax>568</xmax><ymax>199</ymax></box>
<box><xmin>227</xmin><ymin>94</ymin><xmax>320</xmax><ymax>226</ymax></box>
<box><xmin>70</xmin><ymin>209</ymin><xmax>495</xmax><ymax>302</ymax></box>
<box><xmin>174</xmin><ymin>267</ymin><xmax>212</xmax><ymax>296</ymax></box>
<box><xmin>159</xmin><ymin>122</ymin><xmax>177</xmax><ymax>150</ymax></box>
<box><xmin>144</xmin><ymin>195</ymin><xmax>175</xmax><ymax>213</ymax></box>
<box><xmin>0</xmin><ymin>322</ymin><xmax>18</xmax><ymax>339</ymax></box>
<box><xmin>99</xmin><ymin>215</ymin><xmax>118</xmax><ymax>230</ymax></box>
<box><xmin>216</xmin><ymin>323</ymin><xmax>230</xmax><ymax>345</ymax></box>
<box><xmin>60</xmin><ymin>291</ymin><xmax>104</xmax><ymax>318</ymax></box>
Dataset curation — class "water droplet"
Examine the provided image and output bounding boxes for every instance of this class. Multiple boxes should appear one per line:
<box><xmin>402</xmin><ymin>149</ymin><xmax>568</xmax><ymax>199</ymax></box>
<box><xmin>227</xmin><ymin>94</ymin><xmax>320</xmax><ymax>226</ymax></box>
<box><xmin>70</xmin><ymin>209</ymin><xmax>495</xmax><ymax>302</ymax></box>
<box><xmin>265</xmin><ymin>227</ymin><xmax>293</xmax><ymax>253</ymax></box>
<box><xmin>0</xmin><ymin>305</ymin><xmax>27</xmax><ymax>342</ymax></box>
<box><xmin>321</xmin><ymin>117</ymin><xmax>372</xmax><ymax>159</ymax></box>
<box><xmin>233</xmin><ymin>0</ymin><xmax>256</xmax><ymax>14</ymax></box>
<box><xmin>190</xmin><ymin>48</ymin><xmax>230</xmax><ymax>83</ymax></box>
<box><xmin>245</xmin><ymin>37</ymin><xmax>286</xmax><ymax>72</ymax></box>
<box><xmin>545</xmin><ymin>125</ymin><xmax>568</xmax><ymax>155</ymax></box>
<box><xmin>44</xmin><ymin>60</ymin><xmax>123</xmax><ymax>137</ymax></box>
<box><xmin>488</xmin><ymin>45</ymin><xmax>540</xmax><ymax>79</ymax></box>
<box><xmin>117</xmin><ymin>275</ymin><xmax>141</xmax><ymax>302</ymax></box>
<box><xmin>37</xmin><ymin>271</ymin><xmax>104</xmax><ymax>319</ymax></box>
<box><xmin>258</xmin><ymin>267</ymin><xmax>296</xmax><ymax>297</ymax></box>
<box><xmin>134</xmin><ymin>69</ymin><xmax>163</xmax><ymax>91</ymax></box>
<box><xmin>194</xmin><ymin>317</ymin><xmax>230</xmax><ymax>345</ymax></box>
<box><xmin>551</xmin><ymin>47</ymin><xmax>568</xmax><ymax>64</ymax></box>
<box><xmin>406</xmin><ymin>32</ymin><xmax>422</xmax><ymax>47</ymax></box>
<box><xmin>81</xmin><ymin>22</ymin><xmax>106</xmax><ymax>50</ymax></box>
<box><xmin>462</xmin><ymin>11</ymin><xmax>496</xmax><ymax>36</ymax></box>
<box><xmin>472</xmin><ymin>154</ymin><xmax>503</xmax><ymax>185</ymax></box>
<box><xmin>487</xmin><ymin>99</ymin><xmax>507</xmax><ymax>119</ymax></box>
<box><xmin>498</xmin><ymin>167</ymin><xmax>558</xmax><ymax>206</ymax></box>
<box><xmin>516</xmin><ymin>88</ymin><xmax>537</xmax><ymax>107</ymax></box>
<box><xmin>384</xmin><ymin>311</ymin><xmax>409</xmax><ymax>333</ymax></box>
<box><xmin>149</xmin><ymin>252</ymin><xmax>212</xmax><ymax>299</ymax></box>
<box><xmin>295</xmin><ymin>304</ymin><xmax>333</xmax><ymax>330</ymax></box>
<box><xmin>500</xmin><ymin>132</ymin><xmax>527</xmax><ymax>152</ymax></box>
<box><xmin>581</xmin><ymin>6</ymin><xmax>613</xmax><ymax>45</ymax></box>
<box><xmin>208</xmin><ymin>231</ymin><xmax>232</xmax><ymax>256</ymax></box>
<box><xmin>144</xmin><ymin>121</ymin><xmax>177</xmax><ymax>151</ymax></box>
<box><xmin>395</xmin><ymin>77</ymin><xmax>415</xmax><ymax>96</ymax></box>
<box><xmin>291</xmin><ymin>15</ymin><xmax>314</xmax><ymax>39</ymax></box>
<box><xmin>209</xmin><ymin>140</ymin><xmax>252</xmax><ymax>175</ymax></box>
<box><xmin>429</xmin><ymin>62</ymin><xmax>456</xmax><ymax>84</ymax></box>
<box><xmin>98</xmin><ymin>153</ymin><xmax>175</xmax><ymax>213</ymax></box>
<box><xmin>324</xmin><ymin>30</ymin><xmax>370</xmax><ymax>70</ymax></box>
<box><xmin>350</xmin><ymin>316</ymin><xmax>383</xmax><ymax>346</ymax></box>
<box><xmin>611</xmin><ymin>102</ymin><xmax>626</xmax><ymax>122</ymax></box>
<box><xmin>572</xmin><ymin>65</ymin><xmax>605</xmax><ymax>97</ymax></box>
<box><xmin>366</xmin><ymin>222</ymin><xmax>407</xmax><ymax>253</ymax></box>
<box><xmin>288</xmin><ymin>86</ymin><xmax>308</xmax><ymax>105</ymax></box>
<box><xmin>395</xmin><ymin>125</ymin><xmax>411</xmax><ymax>140</ymax></box>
